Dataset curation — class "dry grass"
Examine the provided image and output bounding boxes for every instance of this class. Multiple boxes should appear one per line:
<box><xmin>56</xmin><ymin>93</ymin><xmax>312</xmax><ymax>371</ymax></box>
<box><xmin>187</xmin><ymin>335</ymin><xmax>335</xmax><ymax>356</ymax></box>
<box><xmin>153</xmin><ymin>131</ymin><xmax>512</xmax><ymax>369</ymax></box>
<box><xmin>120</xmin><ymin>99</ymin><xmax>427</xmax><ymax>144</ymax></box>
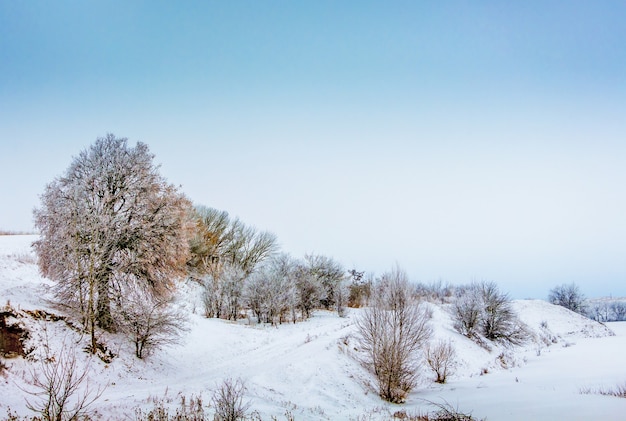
<box><xmin>580</xmin><ymin>383</ymin><xmax>626</xmax><ymax>398</ymax></box>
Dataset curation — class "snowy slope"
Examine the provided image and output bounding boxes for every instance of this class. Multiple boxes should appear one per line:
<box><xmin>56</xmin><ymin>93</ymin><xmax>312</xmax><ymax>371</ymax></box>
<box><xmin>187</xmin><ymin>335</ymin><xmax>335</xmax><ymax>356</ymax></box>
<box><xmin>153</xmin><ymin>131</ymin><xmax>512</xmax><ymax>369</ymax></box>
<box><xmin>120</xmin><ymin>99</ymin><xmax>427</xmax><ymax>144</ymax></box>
<box><xmin>1</xmin><ymin>235</ymin><xmax>626</xmax><ymax>420</ymax></box>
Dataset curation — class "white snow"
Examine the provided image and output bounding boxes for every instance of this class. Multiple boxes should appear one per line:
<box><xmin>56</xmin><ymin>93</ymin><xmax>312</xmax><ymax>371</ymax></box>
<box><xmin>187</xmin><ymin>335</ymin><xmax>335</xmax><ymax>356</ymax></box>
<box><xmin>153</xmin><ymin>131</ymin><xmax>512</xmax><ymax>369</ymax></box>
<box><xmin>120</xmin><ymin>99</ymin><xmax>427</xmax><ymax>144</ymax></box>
<box><xmin>1</xmin><ymin>235</ymin><xmax>626</xmax><ymax>420</ymax></box>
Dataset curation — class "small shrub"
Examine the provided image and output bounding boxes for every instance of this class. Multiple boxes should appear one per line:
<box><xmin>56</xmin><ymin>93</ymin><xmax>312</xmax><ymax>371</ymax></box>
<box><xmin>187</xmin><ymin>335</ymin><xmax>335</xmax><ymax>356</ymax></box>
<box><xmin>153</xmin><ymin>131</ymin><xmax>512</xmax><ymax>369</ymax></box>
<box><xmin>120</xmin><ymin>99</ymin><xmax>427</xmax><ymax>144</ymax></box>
<box><xmin>212</xmin><ymin>378</ymin><xmax>249</xmax><ymax>421</ymax></box>
<box><xmin>425</xmin><ymin>340</ymin><xmax>457</xmax><ymax>384</ymax></box>
<box><xmin>21</xmin><ymin>337</ymin><xmax>104</xmax><ymax>421</ymax></box>
<box><xmin>355</xmin><ymin>267</ymin><xmax>432</xmax><ymax>403</ymax></box>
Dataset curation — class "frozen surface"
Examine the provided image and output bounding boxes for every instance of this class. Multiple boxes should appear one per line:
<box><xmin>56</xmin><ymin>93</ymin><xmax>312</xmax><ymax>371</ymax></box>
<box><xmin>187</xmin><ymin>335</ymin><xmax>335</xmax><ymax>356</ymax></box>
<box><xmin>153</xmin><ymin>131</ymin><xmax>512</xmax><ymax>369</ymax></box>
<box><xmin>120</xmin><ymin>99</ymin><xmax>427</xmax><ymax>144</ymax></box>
<box><xmin>1</xmin><ymin>235</ymin><xmax>625</xmax><ymax>420</ymax></box>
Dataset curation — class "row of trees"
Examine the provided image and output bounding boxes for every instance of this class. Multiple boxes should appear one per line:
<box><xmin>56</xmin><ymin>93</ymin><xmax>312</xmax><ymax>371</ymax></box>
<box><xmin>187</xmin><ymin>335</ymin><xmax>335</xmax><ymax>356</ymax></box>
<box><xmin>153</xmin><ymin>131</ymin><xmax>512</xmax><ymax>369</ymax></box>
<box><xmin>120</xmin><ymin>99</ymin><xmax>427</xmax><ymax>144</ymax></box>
<box><xmin>33</xmin><ymin>134</ymin><xmax>351</xmax><ymax>358</ymax></box>
<box><xmin>200</xmin><ymin>252</ymin><xmax>347</xmax><ymax>324</ymax></box>
<box><xmin>586</xmin><ymin>300</ymin><xmax>626</xmax><ymax>322</ymax></box>
<box><xmin>187</xmin><ymin>205</ymin><xmax>349</xmax><ymax>323</ymax></box>
<box><xmin>33</xmin><ymin>135</ymin><xmax>598</xmax><ymax>356</ymax></box>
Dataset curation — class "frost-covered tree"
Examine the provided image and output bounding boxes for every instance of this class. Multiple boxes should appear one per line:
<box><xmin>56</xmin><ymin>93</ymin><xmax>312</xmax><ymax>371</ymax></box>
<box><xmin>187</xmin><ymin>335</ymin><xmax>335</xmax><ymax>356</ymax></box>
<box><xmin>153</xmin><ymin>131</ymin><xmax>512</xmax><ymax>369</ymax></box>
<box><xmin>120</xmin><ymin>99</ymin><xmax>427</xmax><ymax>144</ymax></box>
<box><xmin>245</xmin><ymin>254</ymin><xmax>297</xmax><ymax>324</ymax></box>
<box><xmin>244</xmin><ymin>269</ymin><xmax>269</xmax><ymax>323</ymax></box>
<box><xmin>293</xmin><ymin>262</ymin><xmax>320</xmax><ymax>320</ymax></box>
<box><xmin>33</xmin><ymin>134</ymin><xmax>193</xmax><ymax>352</ymax></box>
<box><xmin>221</xmin><ymin>264</ymin><xmax>247</xmax><ymax>321</ymax></box>
<box><xmin>355</xmin><ymin>267</ymin><xmax>432</xmax><ymax>403</ymax></box>
<box><xmin>548</xmin><ymin>282</ymin><xmax>586</xmax><ymax>315</ymax></box>
<box><xmin>304</xmin><ymin>254</ymin><xmax>345</xmax><ymax>310</ymax></box>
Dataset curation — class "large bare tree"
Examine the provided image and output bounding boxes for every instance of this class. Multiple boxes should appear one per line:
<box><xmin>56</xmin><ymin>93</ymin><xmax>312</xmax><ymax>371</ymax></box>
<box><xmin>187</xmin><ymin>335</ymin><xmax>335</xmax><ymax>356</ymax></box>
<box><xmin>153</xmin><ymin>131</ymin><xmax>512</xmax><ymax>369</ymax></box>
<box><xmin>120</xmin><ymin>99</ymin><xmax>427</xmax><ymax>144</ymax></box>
<box><xmin>33</xmin><ymin>134</ymin><xmax>193</xmax><ymax>352</ymax></box>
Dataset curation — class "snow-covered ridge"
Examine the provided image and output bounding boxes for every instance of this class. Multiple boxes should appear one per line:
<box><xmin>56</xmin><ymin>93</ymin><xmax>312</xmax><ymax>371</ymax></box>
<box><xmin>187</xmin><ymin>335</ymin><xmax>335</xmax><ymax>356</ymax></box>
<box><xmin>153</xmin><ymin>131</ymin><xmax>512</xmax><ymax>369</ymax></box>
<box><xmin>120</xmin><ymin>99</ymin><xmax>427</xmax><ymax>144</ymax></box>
<box><xmin>1</xmin><ymin>235</ymin><xmax>625</xmax><ymax>420</ymax></box>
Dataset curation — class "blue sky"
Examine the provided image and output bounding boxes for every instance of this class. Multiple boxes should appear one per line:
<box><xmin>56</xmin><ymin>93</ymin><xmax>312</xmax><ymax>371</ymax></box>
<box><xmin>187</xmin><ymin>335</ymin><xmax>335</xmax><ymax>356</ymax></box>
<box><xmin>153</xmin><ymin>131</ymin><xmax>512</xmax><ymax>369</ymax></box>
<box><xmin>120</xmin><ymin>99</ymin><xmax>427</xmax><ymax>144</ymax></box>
<box><xmin>1</xmin><ymin>1</ymin><xmax>625</xmax><ymax>299</ymax></box>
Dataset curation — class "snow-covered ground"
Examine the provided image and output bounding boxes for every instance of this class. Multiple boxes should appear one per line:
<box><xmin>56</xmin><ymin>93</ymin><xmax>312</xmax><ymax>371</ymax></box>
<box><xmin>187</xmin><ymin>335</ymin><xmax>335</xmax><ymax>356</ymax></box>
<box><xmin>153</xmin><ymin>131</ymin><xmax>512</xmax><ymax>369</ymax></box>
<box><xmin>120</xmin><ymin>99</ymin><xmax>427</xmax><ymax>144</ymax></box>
<box><xmin>1</xmin><ymin>235</ymin><xmax>626</xmax><ymax>420</ymax></box>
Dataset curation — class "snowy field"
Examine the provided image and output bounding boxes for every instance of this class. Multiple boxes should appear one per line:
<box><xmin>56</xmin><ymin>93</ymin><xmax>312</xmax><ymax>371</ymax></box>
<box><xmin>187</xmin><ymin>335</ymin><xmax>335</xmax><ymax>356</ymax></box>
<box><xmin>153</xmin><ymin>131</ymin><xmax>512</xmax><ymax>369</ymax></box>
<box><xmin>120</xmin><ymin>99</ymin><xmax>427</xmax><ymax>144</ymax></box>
<box><xmin>1</xmin><ymin>235</ymin><xmax>626</xmax><ymax>420</ymax></box>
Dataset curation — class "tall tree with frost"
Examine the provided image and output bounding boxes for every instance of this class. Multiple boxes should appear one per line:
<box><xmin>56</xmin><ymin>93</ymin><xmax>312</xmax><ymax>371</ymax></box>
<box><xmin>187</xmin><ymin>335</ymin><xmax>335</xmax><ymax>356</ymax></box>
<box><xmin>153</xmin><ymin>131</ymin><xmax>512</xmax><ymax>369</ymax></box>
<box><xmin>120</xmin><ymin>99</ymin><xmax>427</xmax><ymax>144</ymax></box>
<box><xmin>33</xmin><ymin>134</ymin><xmax>193</xmax><ymax>352</ymax></box>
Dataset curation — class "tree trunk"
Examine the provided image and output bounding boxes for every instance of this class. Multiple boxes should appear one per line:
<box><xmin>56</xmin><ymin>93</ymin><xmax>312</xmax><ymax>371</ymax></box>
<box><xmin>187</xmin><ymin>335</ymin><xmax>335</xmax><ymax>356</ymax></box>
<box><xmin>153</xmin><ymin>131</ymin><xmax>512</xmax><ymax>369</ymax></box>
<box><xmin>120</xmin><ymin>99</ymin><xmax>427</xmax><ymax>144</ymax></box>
<box><xmin>97</xmin><ymin>277</ymin><xmax>114</xmax><ymax>331</ymax></box>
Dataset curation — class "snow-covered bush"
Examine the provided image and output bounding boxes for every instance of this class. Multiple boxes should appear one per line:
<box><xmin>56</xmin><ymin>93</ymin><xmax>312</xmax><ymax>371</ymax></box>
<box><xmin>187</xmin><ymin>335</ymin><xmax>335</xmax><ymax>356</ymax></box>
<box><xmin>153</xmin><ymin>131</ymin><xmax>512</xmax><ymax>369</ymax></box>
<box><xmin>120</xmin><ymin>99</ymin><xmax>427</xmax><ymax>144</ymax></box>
<box><xmin>480</xmin><ymin>282</ymin><xmax>528</xmax><ymax>344</ymax></box>
<box><xmin>293</xmin><ymin>264</ymin><xmax>321</xmax><ymax>320</ymax></box>
<box><xmin>303</xmin><ymin>254</ymin><xmax>345</xmax><ymax>311</ymax></box>
<box><xmin>356</xmin><ymin>267</ymin><xmax>432</xmax><ymax>403</ymax></box>
<box><xmin>452</xmin><ymin>282</ymin><xmax>528</xmax><ymax>346</ymax></box>
<box><xmin>451</xmin><ymin>285</ymin><xmax>483</xmax><ymax>338</ymax></box>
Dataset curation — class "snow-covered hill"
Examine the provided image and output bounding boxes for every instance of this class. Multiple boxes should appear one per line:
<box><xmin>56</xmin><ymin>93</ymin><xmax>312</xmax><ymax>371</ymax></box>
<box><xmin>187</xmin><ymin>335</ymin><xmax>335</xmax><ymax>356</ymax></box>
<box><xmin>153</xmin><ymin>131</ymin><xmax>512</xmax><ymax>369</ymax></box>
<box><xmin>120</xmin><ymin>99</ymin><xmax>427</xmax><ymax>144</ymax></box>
<box><xmin>1</xmin><ymin>235</ymin><xmax>626</xmax><ymax>420</ymax></box>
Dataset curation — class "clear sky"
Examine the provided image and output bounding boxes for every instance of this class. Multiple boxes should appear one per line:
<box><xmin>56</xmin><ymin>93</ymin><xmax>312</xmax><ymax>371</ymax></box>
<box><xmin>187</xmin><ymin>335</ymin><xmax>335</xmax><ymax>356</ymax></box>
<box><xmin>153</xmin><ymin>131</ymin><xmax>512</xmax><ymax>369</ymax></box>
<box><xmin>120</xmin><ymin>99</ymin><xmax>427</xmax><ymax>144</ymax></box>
<box><xmin>1</xmin><ymin>1</ymin><xmax>625</xmax><ymax>299</ymax></box>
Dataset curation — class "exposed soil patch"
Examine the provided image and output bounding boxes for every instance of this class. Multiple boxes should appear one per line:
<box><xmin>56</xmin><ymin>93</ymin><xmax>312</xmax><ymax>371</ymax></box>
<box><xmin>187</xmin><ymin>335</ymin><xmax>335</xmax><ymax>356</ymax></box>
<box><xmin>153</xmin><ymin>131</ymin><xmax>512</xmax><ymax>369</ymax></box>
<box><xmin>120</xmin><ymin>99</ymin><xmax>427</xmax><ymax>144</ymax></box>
<box><xmin>0</xmin><ymin>310</ymin><xmax>29</xmax><ymax>358</ymax></box>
